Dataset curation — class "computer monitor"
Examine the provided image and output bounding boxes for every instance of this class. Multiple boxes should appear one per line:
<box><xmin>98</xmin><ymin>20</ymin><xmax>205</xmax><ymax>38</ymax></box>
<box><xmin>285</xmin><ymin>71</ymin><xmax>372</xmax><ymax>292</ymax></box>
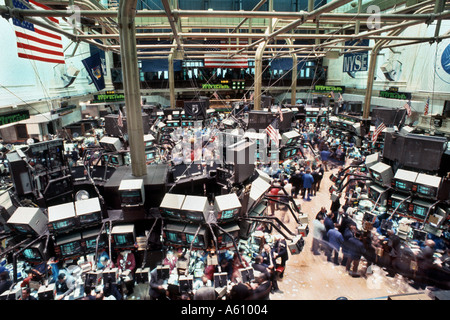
<box><xmin>7</xmin><ymin>207</ymin><xmax>48</xmax><ymax>236</ymax></box>
<box><xmin>214</xmin><ymin>193</ymin><xmax>242</xmax><ymax>223</ymax></box>
<box><xmin>183</xmin><ymin>224</ymin><xmax>208</xmax><ymax>249</ymax></box>
<box><xmin>368</xmin><ymin>184</ymin><xmax>389</xmax><ymax>206</ymax></box>
<box><xmin>47</xmin><ymin>202</ymin><xmax>78</xmax><ymax>234</ymax></box>
<box><xmin>82</xmin><ymin>227</ymin><xmax>107</xmax><ymax>254</ymax></box>
<box><xmin>215</xmin><ymin>223</ymin><xmax>240</xmax><ymax>249</ymax></box>
<box><xmin>55</xmin><ymin>232</ymin><xmax>83</xmax><ymax>259</ymax></box>
<box><xmin>163</xmin><ymin>223</ymin><xmax>185</xmax><ymax>246</ymax></box>
<box><xmin>392</xmin><ymin>169</ymin><xmax>418</xmax><ymax>193</ymax></box>
<box><xmin>213</xmin><ymin>272</ymin><xmax>228</xmax><ymax>288</ymax></box>
<box><xmin>413</xmin><ymin>173</ymin><xmax>442</xmax><ymax>200</ymax></box>
<box><xmin>160</xmin><ymin>193</ymin><xmax>185</xmax><ymax>221</ymax></box>
<box><xmin>111</xmin><ymin>224</ymin><xmax>135</xmax><ymax>249</ymax></box>
<box><xmin>99</xmin><ymin>136</ymin><xmax>123</xmax><ymax>152</ymax></box>
<box><xmin>368</xmin><ymin>162</ymin><xmax>393</xmax><ymax>187</ymax></box>
<box><xmin>387</xmin><ymin>193</ymin><xmax>409</xmax><ymax>214</ymax></box>
<box><xmin>20</xmin><ymin>240</ymin><xmax>47</xmax><ymax>262</ymax></box>
<box><xmin>75</xmin><ymin>197</ymin><xmax>102</xmax><ymax>227</ymax></box>
<box><xmin>119</xmin><ymin>179</ymin><xmax>145</xmax><ymax>206</ymax></box>
<box><xmin>181</xmin><ymin>195</ymin><xmax>208</xmax><ymax>223</ymax></box>
<box><xmin>408</xmin><ymin>200</ymin><xmax>434</xmax><ymax>220</ymax></box>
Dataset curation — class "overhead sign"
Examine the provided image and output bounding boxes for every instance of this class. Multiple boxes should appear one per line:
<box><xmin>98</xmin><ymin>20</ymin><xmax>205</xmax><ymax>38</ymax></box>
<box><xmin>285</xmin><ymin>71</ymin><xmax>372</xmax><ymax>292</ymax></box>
<box><xmin>343</xmin><ymin>39</ymin><xmax>370</xmax><ymax>73</ymax></box>
<box><xmin>314</xmin><ymin>85</ymin><xmax>345</xmax><ymax>93</ymax></box>
<box><xmin>0</xmin><ymin>110</ymin><xmax>30</xmax><ymax>126</ymax></box>
<box><xmin>202</xmin><ymin>83</ymin><xmax>230</xmax><ymax>89</ymax></box>
<box><xmin>92</xmin><ymin>91</ymin><xmax>125</xmax><ymax>103</ymax></box>
<box><xmin>379</xmin><ymin>90</ymin><xmax>411</xmax><ymax>100</ymax></box>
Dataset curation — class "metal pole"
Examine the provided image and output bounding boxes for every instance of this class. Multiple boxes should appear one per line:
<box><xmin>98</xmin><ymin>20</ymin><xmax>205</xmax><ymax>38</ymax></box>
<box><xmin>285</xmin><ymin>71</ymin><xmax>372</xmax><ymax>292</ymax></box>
<box><xmin>118</xmin><ymin>0</ymin><xmax>146</xmax><ymax>177</ymax></box>
<box><xmin>168</xmin><ymin>43</ymin><xmax>176</xmax><ymax>109</ymax></box>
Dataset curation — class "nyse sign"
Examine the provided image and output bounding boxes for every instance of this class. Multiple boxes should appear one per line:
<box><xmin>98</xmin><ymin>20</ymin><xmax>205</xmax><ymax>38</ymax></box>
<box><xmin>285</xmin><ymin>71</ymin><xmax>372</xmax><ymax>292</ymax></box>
<box><xmin>343</xmin><ymin>53</ymin><xmax>368</xmax><ymax>73</ymax></box>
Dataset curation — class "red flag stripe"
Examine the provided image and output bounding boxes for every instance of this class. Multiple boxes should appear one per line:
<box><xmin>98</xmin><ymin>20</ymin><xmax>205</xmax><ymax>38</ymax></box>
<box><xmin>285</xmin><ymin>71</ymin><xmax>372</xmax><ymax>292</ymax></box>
<box><xmin>15</xmin><ymin>31</ymin><xmax>63</xmax><ymax>49</ymax></box>
<box><xmin>17</xmin><ymin>52</ymin><xmax>65</xmax><ymax>64</ymax></box>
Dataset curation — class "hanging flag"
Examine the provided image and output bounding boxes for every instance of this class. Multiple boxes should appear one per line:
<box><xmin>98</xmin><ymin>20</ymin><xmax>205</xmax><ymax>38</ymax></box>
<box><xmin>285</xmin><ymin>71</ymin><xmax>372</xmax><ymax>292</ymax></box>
<box><xmin>204</xmin><ymin>54</ymin><xmax>249</xmax><ymax>69</ymax></box>
<box><xmin>424</xmin><ymin>97</ymin><xmax>430</xmax><ymax>115</ymax></box>
<box><xmin>203</xmin><ymin>39</ymin><xmax>249</xmax><ymax>51</ymax></box>
<box><xmin>11</xmin><ymin>0</ymin><xmax>65</xmax><ymax>64</ymax></box>
<box><xmin>330</xmin><ymin>91</ymin><xmax>335</xmax><ymax>100</ymax></box>
<box><xmin>249</xmin><ymin>92</ymin><xmax>254</xmax><ymax>101</ymax></box>
<box><xmin>278</xmin><ymin>106</ymin><xmax>284</xmax><ymax>122</ymax></box>
<box><xmin>372</xmin><ymin>122</ymin><xmax>386</xmax><ymax>144</ymax></box>
<box><xmin>243</xmin><ymin>93</ymin><xmax>247</xmax><ymax>103</ymax></box>
<box><xmin>82</xmin><ymin>52</ymin><xmax>105</xmax><ymax>91</ymax></box>
<box><xmin>265</xmin><ymin>117</ymin><xmax>281</xmax><ymax>148</ymax></box>
<box><xmin>403</xmin><ymin>99</ymin><xmax>412</xmax><ymax>117</ymax></box>
<box><xmin>338</xmin><ymin>93</ymin><xmax>343</xmax><ymax>102</ymax></box>
<box><xmin>213</xmin><ymin>91</ymin><xmax>219</xmax><ymax>100</ymax></box>
<box><xmin>117</xmin><ymin>109</ymin><xmax>124</xmax><ymax>128</ymax></box>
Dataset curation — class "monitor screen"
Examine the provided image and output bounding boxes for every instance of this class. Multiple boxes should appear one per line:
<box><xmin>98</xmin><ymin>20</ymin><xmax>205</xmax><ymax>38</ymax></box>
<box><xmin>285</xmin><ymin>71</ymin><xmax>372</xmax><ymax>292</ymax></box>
<box><xmin>52</xmin><ymin>219</ymin><xmax>75</xmax><ymax>232</ymax></box>
<box><xmin>394</xmin><ymin>180</ymin><xmax>411</xmax><ymax>192</ymax></box>
<box><xmin>110</xmin><ymin>156</ymin><xmax>119</xmax><ymax>165</ymax></box>
<box><xmin>60</xmin><ymin>241</ymin><xmax>82</xmax><ymax>257</ymax></box>
<box><xmin>120</xmin><ymin>190</ymin><xmax>143</xmax><ymax>204</ymax></box>
<box><xmin>219</xmin><ymin>209</ymin><xmax>237</xmax><ymax>221</ymax></box>
<box><xmin>416</xmin><ymin>184</ymin><xmax>437</xmax><ymax>198</ymax></box>
<box><xmin>79</xmin><ymin>212</ymin><xmax>101</xmax><ymax>225</ymax></box>
<box><xmin>185</xmin><ymin>233</ymin><xmax>205</xmax><ymax>248</ymax></box>
<box><xmin>370</xmin><ymin>170</ymin><xmax>382</xmax><ymax>182</ymax></box>
<box><xmin>13</xmin><ymin>225</ymin><xmax>32</xmax><ymax>234</ymax></box>
<box><xmin>113</xmin><ymin>233</ymin><xmax>134</xmax><ymax>247</ymax></box>
<box><xmin>85</xmin><ymin>236</ymin><xmax>107</xmax><ymax>252</ymax></box>
<box><xmin>145</xmin><ymin>141</ymin><xmax>153</xmax><ymax>148</ymax></box>
<box><xmin>287</xmin><ymin>138</ymin><xmax>293</xmax><ymax>144</ymax></box>
<box><xmin>412</xmin><ymin>204</ymin><xmax>427</xmax><ymax>219</ymax></box>
<box><xmin>161</xmin><ymin>209</ymin><xmax>181</xmax><ymax>219</ymax></box>
<box><xmin>165</xmin><ymin>231</ymin><xmax>182</xmax><ymax>244</ymax></box>
<box><xmin>185</xmin><ymin>211</ymin><xmax>204</xmax><ymax>222</ymax></box>
<box><xmin>22</xmin><ymin>248</ymin><xmax>43</xmax><ymax>261</ymax></box>
<box><xmin>390</xmin><ymin>199</ymin><xmax>407</xmax><ymax>213</ymax></box>
<box><xmin>146</xmin><ymin>152</ymin><xmax>155</xmax><ymax>160</ymax></box>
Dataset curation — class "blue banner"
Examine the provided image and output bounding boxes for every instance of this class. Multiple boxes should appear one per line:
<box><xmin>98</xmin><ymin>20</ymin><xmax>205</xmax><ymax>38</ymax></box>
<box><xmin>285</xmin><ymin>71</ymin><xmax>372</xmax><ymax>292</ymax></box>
<box><xmin>343</xmin><ymin>39</ymin><xmax>370</xmax><ymax>73</ymax></box>
<box><xmin>82</xmin><ymin>52</ymin><xmax>105</xmax><ymax>91</ymax></box>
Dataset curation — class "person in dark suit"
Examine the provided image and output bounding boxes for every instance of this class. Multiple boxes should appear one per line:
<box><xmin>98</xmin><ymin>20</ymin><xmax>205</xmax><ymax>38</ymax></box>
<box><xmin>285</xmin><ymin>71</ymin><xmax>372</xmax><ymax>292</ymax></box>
<box><xmin>249</xmin><ymin>271</ymin><xmax>271</xmax><ymax>300</ymax></box>
<box><xmin>260</xmin><ymin>245</ymin><xmax>282</xmax><ymax>294</ymax></box>
<box><xmin>0</xmin><ymin>271</ymin><xmax>12</xmax><ymax>295</ymax></box>
<box><xmin>149</xmin><ymin>267</ymin><xmax>168</xmax><ymax>300</ymax></box>
<box><xmin>272</xmin><ymin>235</ymin><xmax>289</xmax><ymax>268</ymax></box>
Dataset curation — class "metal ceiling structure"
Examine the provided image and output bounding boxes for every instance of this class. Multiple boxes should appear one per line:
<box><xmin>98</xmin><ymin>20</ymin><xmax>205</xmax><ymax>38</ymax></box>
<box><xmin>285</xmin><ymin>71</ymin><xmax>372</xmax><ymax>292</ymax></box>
<box><xmin>1</xmin><ymin>0</ymin><xmax>449</xmax><ymax>177</ymax></box>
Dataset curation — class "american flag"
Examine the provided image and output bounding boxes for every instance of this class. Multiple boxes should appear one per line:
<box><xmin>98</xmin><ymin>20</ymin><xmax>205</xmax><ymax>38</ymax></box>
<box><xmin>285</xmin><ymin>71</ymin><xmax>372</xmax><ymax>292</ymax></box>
<box><xmin>371</xmin><ymin>122</ymin><xmax>386</xmax><ymax>144</ymax></box>
<box><xmin>249</xmin><ymin>92</ymin><xmax>254</xmax><ymax>101</ymax></box>
<box><xmin>11</xmin><ymin>0</ymin><xmax>65</xmax><ymax>64</ymax></box>
<box><xmin>278</xmin><ymin>106</ymin><xmax>283</xmax><ymax>122</ymax></box>
<box><xmin>330</xmin><ymin>91</ymin><xmax>335</xmax><ymax>100</ymax></box>
<box><xmin>203</xmin><ymin>39</ymin><xmax>249</xmax><ymax>51</ymax></box>
<box><xmin>213</xmin><ymin>91</ymin><xmax>219</xmax><ymax>100</ymax></box>
<box><xmin>424</xmin><ymin>97</ymin><xmax>430</xmax><ymax>115</ymax></box>
<box><xmin>117</xmin><ymin>109</ymin><xmax>124</xmax><ymax>128</ymax></box>
<box><xmin>204</xmin><ymin>54</ymin><xmax>249</xmax><ymax>69</ymax></box>
<box><xmin>338</xmin><ymin>93</ymin><xmax>343</xmax><ymax>102</ymax></box>
<box><xmin>403</xmin><ymin>99</ymin><xmax>412</xmax><ymax>117</ymax></box>
<box><xmin>265</xmin><ymin>117</ymin><xmax>281</xmax><ymax>148</ymax></box>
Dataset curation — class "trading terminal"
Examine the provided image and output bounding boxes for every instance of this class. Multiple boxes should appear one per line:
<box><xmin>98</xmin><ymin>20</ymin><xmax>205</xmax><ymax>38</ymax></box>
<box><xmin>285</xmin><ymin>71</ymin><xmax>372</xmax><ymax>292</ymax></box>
<box><xmin>0</xmin><ymin>0</ymin><xmax>449</xmax><ymax>303</ymax></box>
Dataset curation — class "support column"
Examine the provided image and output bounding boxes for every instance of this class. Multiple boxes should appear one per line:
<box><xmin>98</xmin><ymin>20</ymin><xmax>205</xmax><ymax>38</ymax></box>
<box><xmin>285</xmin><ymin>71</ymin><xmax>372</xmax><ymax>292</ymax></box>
<box><xmin>254</xmin><ymin>41</ymin><xmax>266</xmax><ymax>110</ymax></box>
<box><xmin>168</xmin><ymin>44</ymin><xmax>176</xmax><ymax>109</ymax></box>
<box><xmin>118</xmin><ymin>0</ymin><xmax>146</xmax><ymax>177</ymax></box>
